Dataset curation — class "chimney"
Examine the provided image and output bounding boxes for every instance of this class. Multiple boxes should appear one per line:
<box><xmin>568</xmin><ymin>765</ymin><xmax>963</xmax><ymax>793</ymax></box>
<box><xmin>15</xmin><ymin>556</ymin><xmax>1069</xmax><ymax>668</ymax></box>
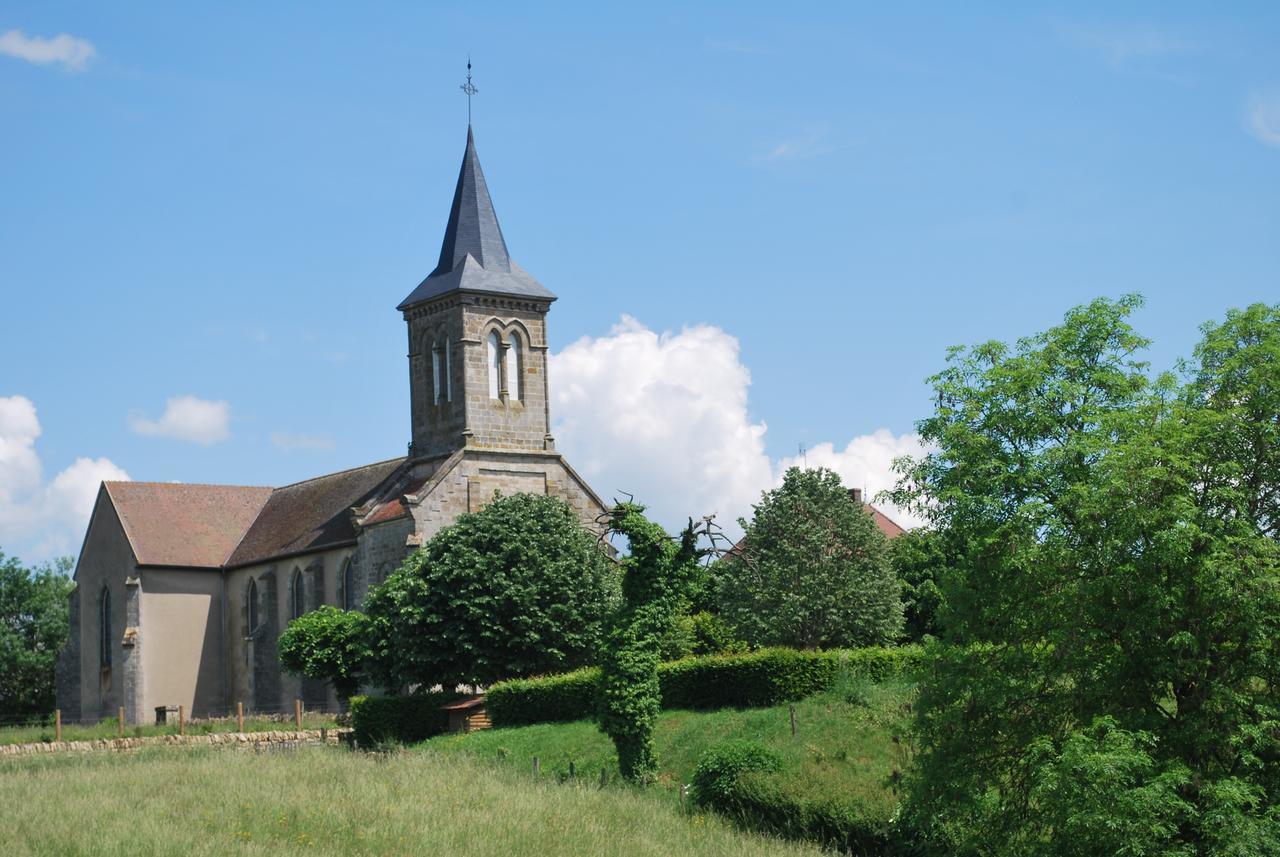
<box><xmin>851</xmin><ymin>488</ymin><xmax>863</xmax><ymax>504</ymax></box>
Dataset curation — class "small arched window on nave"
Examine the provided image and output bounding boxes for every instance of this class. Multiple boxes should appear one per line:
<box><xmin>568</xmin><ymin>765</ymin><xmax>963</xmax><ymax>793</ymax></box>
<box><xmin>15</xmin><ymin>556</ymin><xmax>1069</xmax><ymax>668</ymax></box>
<box><xmin>506</xmin><ymin>333</ymin><xmax>522</xmax><ymax>401</ymax></box>
<box><xmin>289</xmin><ymin>569</ymin><xmax>305</xmax><ymax>620</ymax></box>
<box><xmin>246</xmin><ymin>578</ymin><xmax>259</xmax><ymax>637</ymax></box>
<box><xmin>487</xmin><ymin>331</ymin><xmax>502</xmax><ymax>399</ymax></box>
<box><xmin>341</xmin><ymin>559</ymin><xmax>355</xmax><ymax>611</ymax></box>
<box><xmin>99</xmin><ymin>586</ymin><xmax>112</xmax><ymax>669</ymax></box>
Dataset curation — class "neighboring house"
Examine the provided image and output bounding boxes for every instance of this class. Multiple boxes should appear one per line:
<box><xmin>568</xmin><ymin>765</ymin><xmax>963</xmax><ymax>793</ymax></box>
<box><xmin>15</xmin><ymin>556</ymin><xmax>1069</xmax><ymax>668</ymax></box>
<box><xmin>55</xmin><ymin>122</ymin><xmax>608</xmax><ymax>724</ymax></box>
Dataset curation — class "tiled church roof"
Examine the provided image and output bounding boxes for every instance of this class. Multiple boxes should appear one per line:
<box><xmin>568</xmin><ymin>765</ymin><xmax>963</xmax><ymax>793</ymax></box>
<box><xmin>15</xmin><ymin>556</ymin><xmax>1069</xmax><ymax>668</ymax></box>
<box><xmin>98</xmin><ymin>457</ymin><xmax>407</xmax><ymax>571</ymax></box>
<box><xmin>225</xmin><ymin>457</ymin><xmax>406</xmax><ymax>568</ymax></box>
<box><xmin>104</xmin><ymin>482</ymin><xmax>273</xmax><ymax>568</ymax></box>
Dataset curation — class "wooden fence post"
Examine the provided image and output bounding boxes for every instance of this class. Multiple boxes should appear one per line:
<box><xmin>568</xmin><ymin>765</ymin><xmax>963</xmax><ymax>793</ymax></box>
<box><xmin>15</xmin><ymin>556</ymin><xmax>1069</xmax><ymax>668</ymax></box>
<box><xmin>679</xmin><ymin>783</ymin><xmax>688</xmax><ymax>811</ymax></box>
<box><xmin>294</xmin><ymin>698</ymin><xmax>302</xmax><ymax>730</ymax></box>
<box><xmin>789</xmin><ymin>704</ymin><xmax>796</xmax><ymax>736</ymax></box>
<box><xmin>54</xmin><ymin>709</ymin><xmax>62</xmax><ymax>742</ymax></box>
<box><xmin>599</xmin><ymin>767</ymin><xmax>607</xmax><ymax>788</ymax></box>
<box><xmin>118</xmin><ymin>707</ymin><xmax>125</xmax><ymax>739</ymax></box>
<box><xmin>178</xmin><ymin>704</ymin><xmax>185</xmax><ymax>736</ymax></box>
<box><xmin>237</xmin><ymin>701</ymin><xmax>244</xmax><ymax>733</ymax></box>
<box><xmin>533</xmin><ymin>756</ymin><xmax>540</xmax><ymax>776</ymax></box>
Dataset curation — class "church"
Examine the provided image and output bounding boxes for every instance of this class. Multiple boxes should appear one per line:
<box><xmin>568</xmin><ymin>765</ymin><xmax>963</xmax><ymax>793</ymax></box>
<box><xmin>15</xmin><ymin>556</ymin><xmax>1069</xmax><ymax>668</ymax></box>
<box><xmin>55</xmin><ymin>123</ymin><xmax>609</xmax><ymax>724</ymax></box>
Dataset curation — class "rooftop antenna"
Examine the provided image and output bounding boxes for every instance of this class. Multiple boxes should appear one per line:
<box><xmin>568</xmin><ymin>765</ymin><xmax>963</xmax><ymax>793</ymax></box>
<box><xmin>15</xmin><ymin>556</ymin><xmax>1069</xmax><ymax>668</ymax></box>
<box><xmin>799</xmin><ymin>443</ymin><xmax>807</xmax><ymax>468</ymax></box>
<box><xmin>460</xmin><ymin>56</ymin><xmax>478</xmax><ymax>124</ymax></box>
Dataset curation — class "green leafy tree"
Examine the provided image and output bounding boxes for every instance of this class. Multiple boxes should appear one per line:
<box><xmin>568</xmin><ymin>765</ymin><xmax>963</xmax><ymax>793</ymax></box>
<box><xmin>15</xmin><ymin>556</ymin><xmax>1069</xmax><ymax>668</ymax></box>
<box><xmin>0</xmin><ymin>552</ymin><xmax>74</xmax><ymax>720</ymax></box>
<box><xmin>599</xmin><ymin>502</ymin><xmax>705</xmax><ymax>782</ymax></box>
<box><xmin>364</xmin><ymin>492</ymin><xmax>618</xmax><ymax>690</ymax></box>
<box><xmin>278</xmin><ymin>605</ymin><xmax>370</xmax><ymax>701</ymax></box>
<box><xmin>719</xmin><ymin>468</ymin><xmax>903</xmax><ymax>649</ymax></box>
<box><xmin>887</xmin><ymin>528</ymin><xmax>949</xmax><ymax>641</ymax></box>
<box><xmin>891</xmin><ymin>296</ymin><xmax>1280</xmax><ymax>854</ymax></box>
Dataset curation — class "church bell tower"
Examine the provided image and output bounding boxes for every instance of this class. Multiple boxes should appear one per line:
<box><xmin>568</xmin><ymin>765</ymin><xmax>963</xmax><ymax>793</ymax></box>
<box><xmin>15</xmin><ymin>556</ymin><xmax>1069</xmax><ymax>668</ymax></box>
<box><xmin>398</xmin><ymin>126</ymin><xmax>558</xmax><ymax>461</ymax></box>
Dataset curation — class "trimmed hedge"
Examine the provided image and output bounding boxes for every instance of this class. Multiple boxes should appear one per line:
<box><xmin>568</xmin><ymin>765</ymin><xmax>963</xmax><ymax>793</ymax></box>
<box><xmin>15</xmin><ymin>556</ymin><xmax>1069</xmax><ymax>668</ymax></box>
<box><xmin>348</xmin><ymin>691</ymin><xmax>461</xmax><ymax>747</ymax></box>
<box><xmin>485</xmin><ymin>668</ymin><xmax>599</xmax><ymax>728</ymax></box>
<box><xmin>486</xmin><ymin>645</ymin><xmax>923</xmax><ymax>728</ymax></box>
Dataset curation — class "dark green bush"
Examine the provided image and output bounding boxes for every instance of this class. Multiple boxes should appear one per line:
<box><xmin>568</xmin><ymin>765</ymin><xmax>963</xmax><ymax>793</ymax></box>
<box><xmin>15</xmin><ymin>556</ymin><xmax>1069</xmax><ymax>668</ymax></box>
<box><xmin>694</xmin><ymin>740</ymin><xmax>915</xmax><ymax>854</ymax></box>
<box><xmin>691</xmin><ymin>739</ymin><xmax>782</xmax><ymax>807</ymax></box>
<box><xmin>485</xmin><ymin>667</ymin><xmax>599</xmax><ymax>727</ymax></box>
<box><xmin>348</xmin><ymin>691</ymin><xmax>461</xmax><ymax>747</ymax></box>
<box><xmin>485</xmin><ymin>645</ymin><xmax>923</xmax><ymax>727</ymax></box>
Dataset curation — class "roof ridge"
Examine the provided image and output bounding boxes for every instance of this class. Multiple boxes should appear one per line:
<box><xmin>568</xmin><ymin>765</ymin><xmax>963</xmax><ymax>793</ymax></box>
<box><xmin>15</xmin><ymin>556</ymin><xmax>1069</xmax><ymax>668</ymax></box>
<box><xmin>269</xmin><ymin>456</ymin><xmax>407</xmax><ymax>492</ymax></box>
<box><xmin>105</xmin><ymin>480</ymin><xmax>274</xmax><ymax>491</ymax></box>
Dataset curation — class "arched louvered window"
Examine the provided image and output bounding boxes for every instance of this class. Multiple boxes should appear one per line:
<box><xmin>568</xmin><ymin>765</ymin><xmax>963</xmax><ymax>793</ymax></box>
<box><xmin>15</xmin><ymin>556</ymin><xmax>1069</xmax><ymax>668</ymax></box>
<box><xmin>290</xmin><ymin>569</ymin><xmax>305</xmax><ymax>620</ymax></box>
<box><xmin>99</xmin><ymin>587</ymin><xmax>112</xmax><ymax>668</ymax></box>
<box><xmin>342</xmin><ymin>559</ymin><xmax>355</xmax><ymax>610</ymax></box>
<box><xmin>431</xmin><ymin>342</ymin><xmax>443</xmax><ymax>404</ymax></box>
<box><xmin>444</xmin><ymin>339</ymin><xmax>452</xmax><ymax>402</ymax></box>
<box><xmin>246</xmin><ymin>578</ymin><xmax>259</xmax><ymax>636</ymax></box>
<box><xmin>506</xmin><ymin>334</ymin><xmax>522</xmax><ymax>401</ymax></box>
<box><xmin>487</xmin><ymin>331</ymin><xmax>502</xmax><ymax>399</ymax></box>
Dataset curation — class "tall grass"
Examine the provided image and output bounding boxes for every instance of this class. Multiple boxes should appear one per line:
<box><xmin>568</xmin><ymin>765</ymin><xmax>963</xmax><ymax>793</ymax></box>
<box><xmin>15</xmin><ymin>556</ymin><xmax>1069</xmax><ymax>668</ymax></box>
<box><xmin>0</xmin><ymin>712</ymin><xmax>341</xmax><ymax>746</ymax></box>
<box><xmin>425</xmin><ymin>676</ymin><xmax>915</xmax><ymax>820</ymax></box>
<box><xmin>0</xmin><ymin>746</ymin><xmax>820</xmax><ymax>856</ymax></box>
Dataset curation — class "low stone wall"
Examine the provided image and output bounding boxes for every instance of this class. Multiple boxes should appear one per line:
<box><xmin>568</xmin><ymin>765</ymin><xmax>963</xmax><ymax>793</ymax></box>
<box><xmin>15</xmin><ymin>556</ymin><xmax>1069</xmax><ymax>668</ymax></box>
<box><xmin>0</xmin><ymin>728</ymin><xmax>351</xmax><ymax>757</ymax></box>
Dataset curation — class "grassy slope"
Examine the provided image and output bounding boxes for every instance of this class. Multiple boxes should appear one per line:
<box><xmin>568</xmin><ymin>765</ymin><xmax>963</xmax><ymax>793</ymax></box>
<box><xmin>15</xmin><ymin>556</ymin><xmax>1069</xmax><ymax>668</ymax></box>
<box><xmin>424</xmin><ymin>677</ymin><xmax>914</xmax><ymax>821</ymax></box>
<box><xmin>0</xmin><ymin>712</ymin><xmax>341</xmax><ymax>746</ymax></box>
<box><xmin>0</xmin><ymin>746</ymin><xmax>820</xmax><ymax>857</ymax></box>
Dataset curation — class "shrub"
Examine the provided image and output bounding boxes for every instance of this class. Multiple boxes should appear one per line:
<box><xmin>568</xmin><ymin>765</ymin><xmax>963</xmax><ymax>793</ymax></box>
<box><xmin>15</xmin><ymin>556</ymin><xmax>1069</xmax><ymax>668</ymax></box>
<box><xmin>691</xmin><ymin>739</ymin><xmax>782</xmax><ymax>808</ymax></box>
<box><xmin>694</xmin><ymin>740</ymin><xmax>911</xmax><ymax>854</ymax></box>
<box><xmin>485</xmin><ymin>645</ymin><xmax>924</xmax><ymax>727</ymax></box>
<box><xmin>688</xmin><ymin>611</ymin><xmax>747</xmax><ymax>656</ymax></box>
<box><xmin>348</xmin><ymin>691</ymin><xmax>461</xmax><ymax>747</ymax></box>
<box><xmin>485</xmin><ymin>667</ymin><xmax>599</xmax><ymax>727</ymax></box>
<box><xmin>363</xmin><ymin>492</ymin><xmax>619</xmax><ymax>690</ymax></box>
<box><xmin>277</xmin><ymin>605</ymin><xmax>370</xmax><ymax>700</ymax></box>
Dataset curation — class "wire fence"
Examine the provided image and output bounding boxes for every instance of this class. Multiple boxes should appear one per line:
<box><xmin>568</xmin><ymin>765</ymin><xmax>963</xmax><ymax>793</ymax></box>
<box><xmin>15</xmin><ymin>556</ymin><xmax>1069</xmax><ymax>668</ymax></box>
<box><xmin>0</xmin><ymin>698</ymin><xmax>348</xmax><ymax>745</ymax></box>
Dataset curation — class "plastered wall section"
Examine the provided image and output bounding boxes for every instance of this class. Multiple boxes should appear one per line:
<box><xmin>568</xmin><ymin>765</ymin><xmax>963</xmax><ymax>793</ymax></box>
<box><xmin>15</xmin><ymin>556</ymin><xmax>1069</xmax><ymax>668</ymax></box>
<box><xmin>139</xmin><ymin>569</ymin><xmax>224</xmax><ymax>718</ymax></box>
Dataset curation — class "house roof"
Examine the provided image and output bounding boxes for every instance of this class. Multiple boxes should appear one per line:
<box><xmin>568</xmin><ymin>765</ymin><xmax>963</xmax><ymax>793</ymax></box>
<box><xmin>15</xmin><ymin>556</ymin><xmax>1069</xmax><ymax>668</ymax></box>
<box><xmin>103</xmin><ymin>482</ymin><xmax>273</xmax><ymax>569</ymax></box>
<box><xmin>225</xmin><ymin>458</ymin><xmax>406</xmax><ymax>568</ymax></box>
<box><xmin>398</xmin><ymin>126</ymin><xmax>556</xmax><ymax>310</ymax></box>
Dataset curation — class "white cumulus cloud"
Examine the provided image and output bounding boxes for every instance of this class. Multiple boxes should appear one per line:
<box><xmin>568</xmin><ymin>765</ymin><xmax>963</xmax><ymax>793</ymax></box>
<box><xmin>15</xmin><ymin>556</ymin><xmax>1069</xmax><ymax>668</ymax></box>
<box><xmin>0</xmin><ymin>29</ymin><xmax>96</xmax><ymax>71</ymax></box>
<box><xmin>550</xmin><ymin>317</ymin><xmax>924</xmax><ymax>540</ymax></box>
<box><xmin>0</xmin><ymin>395</ymin><xmax>129</xmax><ymax>562</ymax></box>
<box><xmin>130</xmin><ymin>396</ymin><xmax>231</xmax><ymax>445</ymax></box>
<box><xmin>1246</xmin><ymin>92</ymin><xmax>1280</xmax><ymax>148</ymax></box>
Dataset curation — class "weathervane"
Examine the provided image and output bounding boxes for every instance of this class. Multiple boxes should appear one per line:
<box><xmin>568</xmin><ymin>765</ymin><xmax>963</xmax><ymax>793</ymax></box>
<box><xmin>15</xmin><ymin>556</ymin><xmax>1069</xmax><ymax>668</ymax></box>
<box><xmin>460</xmin><ymin>57</ymin><xmax>478</xmax><ymax>124</ymax></box>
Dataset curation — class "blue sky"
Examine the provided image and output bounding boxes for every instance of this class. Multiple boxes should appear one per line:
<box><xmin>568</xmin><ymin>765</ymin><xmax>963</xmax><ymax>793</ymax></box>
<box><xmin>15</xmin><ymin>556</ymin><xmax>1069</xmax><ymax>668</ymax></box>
<box><xmin>2</xmin><ymin>2</ymin><xmax>1278</xmax><ymax>561</ymax></box>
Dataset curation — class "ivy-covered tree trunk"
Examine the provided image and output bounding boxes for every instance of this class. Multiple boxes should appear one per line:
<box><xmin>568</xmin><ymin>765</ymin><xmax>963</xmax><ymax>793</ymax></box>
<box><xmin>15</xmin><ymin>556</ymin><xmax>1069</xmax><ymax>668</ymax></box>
<box><xmin>598</xmin><ymin>503</ymin><xmax>702</xmax><ymax>783</ymax></box>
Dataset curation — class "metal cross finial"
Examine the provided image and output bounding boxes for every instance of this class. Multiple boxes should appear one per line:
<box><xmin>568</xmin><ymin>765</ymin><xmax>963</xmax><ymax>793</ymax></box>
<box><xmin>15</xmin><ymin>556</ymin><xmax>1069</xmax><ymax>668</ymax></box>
<box><xmin>460</xmin><ymin>58</ymin><xmax>478</xmax><ymax>124</ymax></box>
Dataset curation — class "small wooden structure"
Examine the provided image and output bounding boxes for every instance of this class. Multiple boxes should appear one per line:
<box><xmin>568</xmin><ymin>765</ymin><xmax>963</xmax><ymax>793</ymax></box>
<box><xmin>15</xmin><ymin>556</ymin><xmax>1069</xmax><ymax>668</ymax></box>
<box><xmin>441</xmin><ymin>695</ymin><xmax>491</xmax><ymax>734</ymax></box>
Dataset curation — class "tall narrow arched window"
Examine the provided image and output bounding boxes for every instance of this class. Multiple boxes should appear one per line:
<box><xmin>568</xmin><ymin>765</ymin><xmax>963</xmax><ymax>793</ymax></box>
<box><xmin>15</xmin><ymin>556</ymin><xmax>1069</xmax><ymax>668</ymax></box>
<box><xmin>431</xmin><ymin>342</ymin><xmax>443</xmax><ymax>404</ymax></box>
<box><xmin>342</xmin><ymin>559</ymin><xmax>355</xmax><ymax>610</ymax></box>
<box><xmin>444</xmin><ymin>339</ymin><xmax>452</xmax><ymax>402</ymax></box>
<box><xmin>506</xmin><ymin>334</ymin><xmax>523</xmax><ymax>401</ymax></box>
<box><xmin>246</xmin><ymin>578</ymin><xmax>259</xmax><ymax>637</ymax></box>
<box><xmin>99</xmin><ymin>586</ymin><xmax>112</xmax><ymax>669</ymax></box>
<box><xmin>290</xmin><ymin>569</ymin><xmax>305</xmax><ymax>620</ymax></box>
<box><xmin>487</xmin><ymin>331</ymin><xmax>502</xmax><ymax>399</ymax></box>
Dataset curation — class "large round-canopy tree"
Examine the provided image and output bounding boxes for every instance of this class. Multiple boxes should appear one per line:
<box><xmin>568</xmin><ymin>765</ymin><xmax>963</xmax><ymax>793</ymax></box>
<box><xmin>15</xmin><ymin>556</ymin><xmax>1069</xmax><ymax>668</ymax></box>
<box><xmin>719</xmin><ymin>467</ymin><xmax>903</xmax><ymax>649</ymax></box>
<box><xmin>364</xmin><ymin>492</ymin><xmax>618</xmax><ymax>690</ymax></box>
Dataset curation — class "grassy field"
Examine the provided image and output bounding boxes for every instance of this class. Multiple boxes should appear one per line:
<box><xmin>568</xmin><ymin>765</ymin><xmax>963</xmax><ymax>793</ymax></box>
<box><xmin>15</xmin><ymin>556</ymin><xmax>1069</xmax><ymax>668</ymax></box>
<box><xmin>0</xmin><ymin>712</ymin><xmax>341</xmax><ymax>746</ymax></box>
<box><xmin>0</xmin><ymin>745</ymin><xmax>822</xmax><ymax>856</ymax></box>
<box><xmin>423</xmin><ymin>676</ymin><xmax>915</xmax><ymax>822</ymax></box>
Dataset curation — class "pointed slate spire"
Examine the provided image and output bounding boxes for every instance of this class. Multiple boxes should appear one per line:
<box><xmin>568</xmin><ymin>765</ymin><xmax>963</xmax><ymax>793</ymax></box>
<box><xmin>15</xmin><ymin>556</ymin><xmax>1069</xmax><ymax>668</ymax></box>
<box><xmin>433</xmin><ymin>126</ymin><xmax>511</xmax><ymax>275</ymax></box>
<box><xmin>399</xmin><ymin>127</ymin><xmax>556</xmax><ymax>310</ymax></box>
